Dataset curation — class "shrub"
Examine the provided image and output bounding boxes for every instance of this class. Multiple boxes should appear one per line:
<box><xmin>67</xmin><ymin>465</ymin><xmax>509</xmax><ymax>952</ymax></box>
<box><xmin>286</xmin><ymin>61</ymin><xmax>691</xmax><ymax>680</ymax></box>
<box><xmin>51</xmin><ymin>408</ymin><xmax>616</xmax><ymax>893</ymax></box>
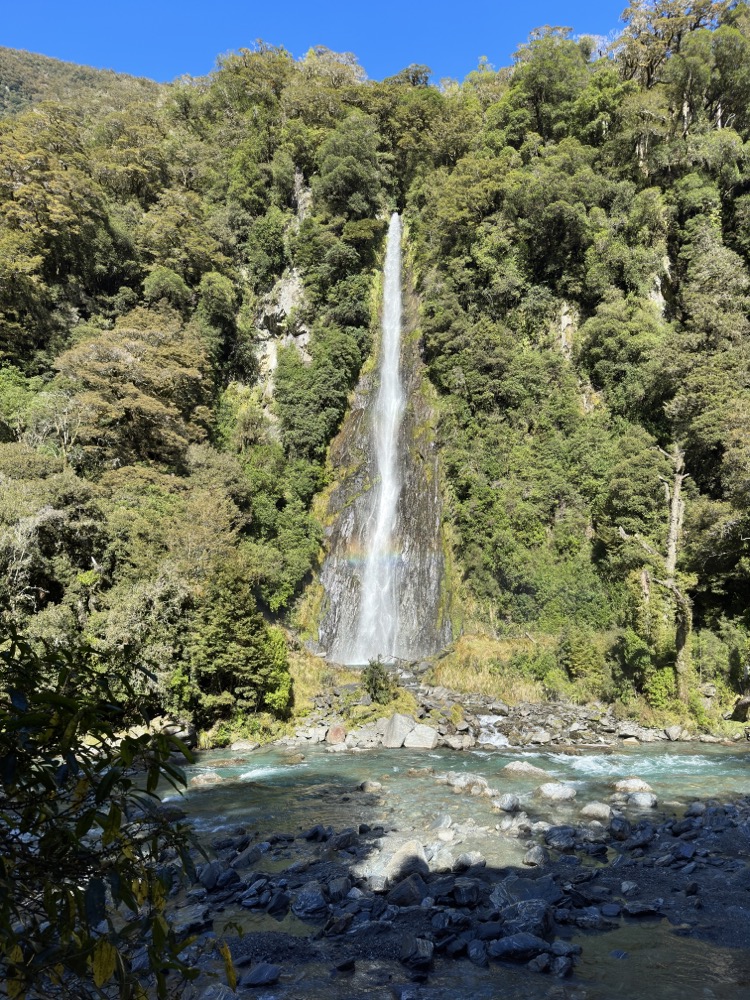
<box><xmin>0</xmin><ymin>630</ymin><xmax>204</xmax><ymax>999</ymax></box>
<box><xmin>362</xmin><ymin>658</ymin><xmax>395</xmax><ymax>704</ymax></box>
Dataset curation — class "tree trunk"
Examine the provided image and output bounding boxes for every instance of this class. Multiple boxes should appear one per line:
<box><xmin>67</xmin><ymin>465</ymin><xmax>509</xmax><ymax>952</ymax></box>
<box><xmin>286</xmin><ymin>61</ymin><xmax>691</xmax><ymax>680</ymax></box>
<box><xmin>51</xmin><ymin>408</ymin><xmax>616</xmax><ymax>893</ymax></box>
<box><xmin>660</xmin><ymin>444</ymin><xmax>689</xmax><ymax>701</ymax></box>
<box><xmin>664</xmin><ymin>444</ymin><xmax>685</xmax><ymax>583</ymax></box>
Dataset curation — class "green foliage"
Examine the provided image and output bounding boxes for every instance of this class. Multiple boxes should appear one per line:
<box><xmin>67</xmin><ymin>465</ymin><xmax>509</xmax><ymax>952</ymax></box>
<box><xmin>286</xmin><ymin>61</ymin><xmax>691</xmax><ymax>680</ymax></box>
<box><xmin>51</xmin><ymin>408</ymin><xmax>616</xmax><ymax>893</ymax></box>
<box><xmin>0</xmin><ymin>630</ymin><xmax>201</xmax><ymax>999</ymax></box>
<box><xmin>185</xmin><ymin>559</ymin><xmax>292</xmax><ymax>726</ymax></box>
<box><xmin>362</xmin><ymin>657</ymin><xmax>396</xmax><ymax>704</ymax></box>
<box><xmin>3</xmin><ymin>6</ymin><xmax>750</xmax><ymax>754</ymax></box>
<box><xmin>143</xmin><ymin>265</ymin><xmax>192</xmax><ymax>313</ymax></box>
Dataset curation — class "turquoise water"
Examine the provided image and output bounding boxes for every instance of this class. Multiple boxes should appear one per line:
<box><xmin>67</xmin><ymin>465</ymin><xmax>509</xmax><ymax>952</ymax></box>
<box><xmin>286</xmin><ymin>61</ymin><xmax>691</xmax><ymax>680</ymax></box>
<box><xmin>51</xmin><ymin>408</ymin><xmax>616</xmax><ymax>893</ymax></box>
<box><xmin>171</xmin><ymin>742</ymin><xmax>750</xmax><ymax>1000</ymax></box>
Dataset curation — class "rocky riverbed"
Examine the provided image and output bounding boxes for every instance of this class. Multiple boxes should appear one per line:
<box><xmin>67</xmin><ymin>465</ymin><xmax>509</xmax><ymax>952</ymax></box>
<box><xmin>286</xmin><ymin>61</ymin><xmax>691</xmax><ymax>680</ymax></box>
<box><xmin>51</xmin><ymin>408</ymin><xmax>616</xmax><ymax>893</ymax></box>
<box><xmin>166</xmin><ymin>719</ymin><xmax>750</xmax><ymax>1000</ymax></box>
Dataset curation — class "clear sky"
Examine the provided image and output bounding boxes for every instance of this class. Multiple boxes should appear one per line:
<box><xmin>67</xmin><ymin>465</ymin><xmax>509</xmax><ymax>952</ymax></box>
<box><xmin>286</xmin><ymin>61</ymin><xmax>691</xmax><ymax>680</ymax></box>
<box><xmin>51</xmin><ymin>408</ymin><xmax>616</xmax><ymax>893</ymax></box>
<box><xmin>3</xmin><ymin>1</ymin><xmax>629</xmax><ymax>83</ymax></box>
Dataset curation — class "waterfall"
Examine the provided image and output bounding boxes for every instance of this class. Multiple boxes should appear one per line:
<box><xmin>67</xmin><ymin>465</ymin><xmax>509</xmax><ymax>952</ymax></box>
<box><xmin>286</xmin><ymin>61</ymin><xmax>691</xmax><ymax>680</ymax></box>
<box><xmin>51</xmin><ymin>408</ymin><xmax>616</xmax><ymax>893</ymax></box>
<box><xmin>351</xmin><ymin>212</ymin><xmax>405</xmax><ymax>662</ymax></box>
<box><xmin>318</xmin><ymin>213</ymin><xmax>452</xmax><ymax>665</ymax></box>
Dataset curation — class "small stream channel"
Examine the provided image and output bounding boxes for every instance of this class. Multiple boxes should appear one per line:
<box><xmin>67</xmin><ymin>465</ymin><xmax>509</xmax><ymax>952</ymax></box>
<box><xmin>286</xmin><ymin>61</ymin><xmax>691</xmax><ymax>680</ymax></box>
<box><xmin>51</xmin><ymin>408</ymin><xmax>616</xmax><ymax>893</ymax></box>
<box><xmin>170</xmin><ymin>742</ymin><xmax>750</xmax><ymax>1000</ymax></box>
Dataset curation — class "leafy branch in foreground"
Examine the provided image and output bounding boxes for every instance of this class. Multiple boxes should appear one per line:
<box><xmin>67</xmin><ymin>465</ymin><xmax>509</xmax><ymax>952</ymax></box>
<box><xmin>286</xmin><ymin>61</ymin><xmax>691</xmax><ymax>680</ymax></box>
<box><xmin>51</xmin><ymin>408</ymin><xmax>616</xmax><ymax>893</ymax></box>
<box><xmin>0</xmin><ymin>629</ymin><xmax>204</xmax><ymax>999</ymax></box>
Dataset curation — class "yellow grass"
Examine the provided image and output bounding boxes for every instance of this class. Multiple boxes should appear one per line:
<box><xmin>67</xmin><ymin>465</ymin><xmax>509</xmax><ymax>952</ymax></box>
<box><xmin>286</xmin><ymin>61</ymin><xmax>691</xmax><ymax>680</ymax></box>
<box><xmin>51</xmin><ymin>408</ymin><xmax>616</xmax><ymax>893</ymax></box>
<box><xmin>426</xmin><ymin>633</ymin><xmax>548</xmax><ymax>704</ymax></box>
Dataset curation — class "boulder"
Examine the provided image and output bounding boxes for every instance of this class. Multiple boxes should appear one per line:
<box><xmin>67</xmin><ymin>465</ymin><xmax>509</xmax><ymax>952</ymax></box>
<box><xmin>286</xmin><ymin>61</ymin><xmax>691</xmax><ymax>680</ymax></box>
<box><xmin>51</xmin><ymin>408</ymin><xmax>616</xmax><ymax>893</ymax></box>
<box><xmin>523</xmin><ymin>846</ymin><xmax>550</xmax><ymax>867</ymax></box>
<box><xmin>609</xmin><ymin>816</ymin><xmax>632</xmax><ymax>841</ymax></box>
<box><xmin>190</xmin><ymin>771</ymin><xmax>223</xmax><ymax>787</ymax></box>
<box><xmin>291</xmin><ymin>881</ymin><xmax>327</xmax><ymax>919</ymax></box>
<box><xmin>730</xmin><ymin>695</ymin><xmax>750</xmax><ymax>722</ymax></box>
<box><xmin>198</xmin><ymin>860</ymin><xmax>224</xmax><ymax>891</ymax></box>
<box><xmin>443</xmin><ymin>734</ymin><xmax>475</xmax><ymax>750</ymax></box>
<box><xmin>358</xmin><ymin>779</ymin><xmax>382</xmax><ymax>793</ymax></box>
<box><xmin>400</xmin><ymin>935</ymin><xmax>434</xmax><ymax>971</ymax></box>
<box><xmin>230</xmin><ymin>738</ymin><xmax>260</xmax><ymax>752</ymax></box>
<box><xmin>382</xmin><ymin>713</ymin><xmax>416</xmax><ymax>748</ymax></box>
<box><xmin>537</xmin><ymin>782</ymin><xmax>577</xmax><ymax>802</ymax></box>
<box><xmin>627</xmin><ymin>791</ymin><xmax>658</xmax><ymax>809</ymax></box>
<box><xmin>492</xmin><ymin>793</ymin><xmax>521</xmax><ymax>813</ymax></box>
<box><xmin>453</xmin><ymin>851</ymin><xmax>485</xmax><ymax>871</ymax></box>
<box><xmin>614</xmin><ymin>777</ymin><xmax>653</xmax><ymax>793</ymax></box>
<box><xmin>325</xmin><ymin>724</ymin><xmax>347</xmax><ymax>745</ymax></box>
<box><xmin>388</xmin><ymin>873</ymin><xmax>428</xmax><ymax>907</ymax></box>
<box><xmin>241</xmin><ymin>963</ymin><xmax>280</xmax><ymax>987</ymax></box>
<box><xmin>665</xmin><ymin>725</ymin><xmax>682</xmax><ymax>742</ymax></box>
<box><xmin>580</xmin><ymin>801</ymin><xmax>613</xmax><ymax>822</ymax></box>
<box><xmin>544</xmin><ymin>825</ymin><xmax>577</xmax><ymax>851</ymax></box>
<box><xmin>403</xmin><ymin>724</ymin><xmax>439</xmax><ymax>749</ymax></box>
<box><xmin>384</xmin><ymin>840</ymin><xmax>429</xmax><ymax>883</ymax></box>
<box><xmin>503</xmin><ymin>760</ymin><xmax>550</xmax><ymax>778</ymax></box>
<box><xmin>487</xmin><ymin>932</ymin><xmax>550</xmax><ymax>962</ymax></box>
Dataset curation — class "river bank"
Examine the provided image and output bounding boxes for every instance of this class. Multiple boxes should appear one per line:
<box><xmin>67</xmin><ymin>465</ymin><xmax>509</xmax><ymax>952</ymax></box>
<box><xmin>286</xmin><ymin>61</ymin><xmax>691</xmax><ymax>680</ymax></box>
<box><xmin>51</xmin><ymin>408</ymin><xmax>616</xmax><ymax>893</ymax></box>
<box><xmin>165</xmin><ymin>729</ymin><xmax>750</xmax><ymax>1000</ymax></box>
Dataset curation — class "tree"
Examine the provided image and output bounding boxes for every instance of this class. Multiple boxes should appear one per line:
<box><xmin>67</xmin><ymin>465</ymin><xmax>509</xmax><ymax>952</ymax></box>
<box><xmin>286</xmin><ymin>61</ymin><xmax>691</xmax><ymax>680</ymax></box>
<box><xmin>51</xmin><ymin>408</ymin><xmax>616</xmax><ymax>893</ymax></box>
<box><xmin>185</xmin><ymin>560</ymin><xmax>292</xmax><ymax>726</ymax></box>
<box><xmin>0</xmin><ymin>630</ymin><xmax>203</xmax><ymax>999</ymax></box>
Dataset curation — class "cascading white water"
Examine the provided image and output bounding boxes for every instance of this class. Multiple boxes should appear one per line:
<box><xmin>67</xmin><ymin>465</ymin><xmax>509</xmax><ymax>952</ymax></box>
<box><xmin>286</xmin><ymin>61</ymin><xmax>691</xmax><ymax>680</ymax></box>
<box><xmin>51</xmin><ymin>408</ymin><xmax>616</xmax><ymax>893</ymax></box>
<box><xmin>351</xmin><ymin>212</ymin><xmax>405</xmax><ymax>662</ymax></box>
<box><xmin>319</xmin><ymin>211</ymin><xmax>452</xmax><ymax>665</ymax></box>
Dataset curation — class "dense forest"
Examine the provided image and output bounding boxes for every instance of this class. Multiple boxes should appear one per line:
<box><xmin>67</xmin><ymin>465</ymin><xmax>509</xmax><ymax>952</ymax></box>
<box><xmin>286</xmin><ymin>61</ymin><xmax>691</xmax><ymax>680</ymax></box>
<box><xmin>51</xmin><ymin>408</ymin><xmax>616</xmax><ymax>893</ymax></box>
<box><xmin>2</xmin><ymin>0</ymin><xmax>750</xmax><ymax>740</ymax></box>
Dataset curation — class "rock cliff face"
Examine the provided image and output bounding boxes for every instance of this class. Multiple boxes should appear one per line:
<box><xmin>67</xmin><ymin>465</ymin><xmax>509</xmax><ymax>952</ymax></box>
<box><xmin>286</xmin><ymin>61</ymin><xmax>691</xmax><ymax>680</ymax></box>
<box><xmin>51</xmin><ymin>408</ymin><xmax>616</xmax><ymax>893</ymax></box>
<box><xmin>317</xmin><ymin>262</ymin><xmax>453</xmax><ymax>663</ymax></box>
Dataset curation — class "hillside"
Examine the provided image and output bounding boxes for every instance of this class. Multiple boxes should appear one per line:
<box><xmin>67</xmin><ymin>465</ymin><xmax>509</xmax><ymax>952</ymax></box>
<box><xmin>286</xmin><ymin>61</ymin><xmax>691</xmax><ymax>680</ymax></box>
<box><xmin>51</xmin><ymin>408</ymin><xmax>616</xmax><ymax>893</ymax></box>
<box><xmin>1</xmin><ymin>1</ymin><xmax>750</xmax><ymax>747</ymax></box>
<box><xmin>0</xmin><ymin>45</ymin><xmax>163</xmax><ymax>116</ymax></box>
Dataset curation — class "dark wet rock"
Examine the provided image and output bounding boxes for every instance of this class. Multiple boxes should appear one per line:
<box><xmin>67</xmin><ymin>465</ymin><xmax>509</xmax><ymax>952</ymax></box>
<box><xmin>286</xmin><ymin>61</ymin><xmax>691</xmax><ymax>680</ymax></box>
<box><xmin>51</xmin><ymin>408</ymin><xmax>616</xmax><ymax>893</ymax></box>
<box><xmin>172</xmin><ymin>904</ymin><xmax>212</xmax><ymax>936</ymax></box>
<box><xmin>328</xmin><ymin>876</ymin><xmax>352</xmax><ymax>902</ymax></box>
<box><xmin>302</xmin><ymin>824</ymin><xmax>332</xmax><ymax>842</ymax></box>
<box><xmin>551</xmin><ymin>940</ymin><xmax>582</xmax><ymax>957</ymax></box>
<box><xmin>292</xmin><ymin>881</ymin><xmax>328</xmax><ymax>919</ymax></box>
<box><xmin>453</xmin><ymin>852</ymin><xmax>485</xmax><ymax>872</ymax></box>
<box><xmin>388</xmin><ymin>873</ymin><xmax>428</xmax><ymax>907</ymax></box>
<box><xmin>491</xmin><ymin>875</ymin><xmax>562</xmax><ymax>908</ymax></box>
<box><xmin>609</xmin><ymin>816</ymin><xmax>632</xmax><ymax>841</ymax></box>
<box><xmin>400</xmin><ymin>935</ymin><xmax>434</xmax><ymax>970</ymax></box>
<box><xmin>523</xmin><ymin>846</ymin><xmax>550</xmax><ymax>867</ymax></box>
<box><xmin>624</xmin><ymin>899</ymin><xmax>663</xmax><ymax>917</ymax></box>
<box><xmin>331</xmin><ymin>828</ymin><xmax>358</xmax><ymax>851</ymax></box>
<box><xmin>672</xmin><ymin>841</ymin><xmax>696</xmax><ymax>861</ymax></box>
<box><xmin>601</xmin><ymin>902</ymin><xmax>622</xmax><ymax>917</ymax></box>
<box><xmin>527</xmin><ymin>952</ymin><xmax>551</xmax><ymax>973</ymax></box>
<box><xmin>476</xmin><ymin>921</ymin><xmax>504</xmax><ymax>941</ymax></box>
<box><xmin>263</xmin><ymin>889</ymin><xmax>290</xmax><ymax>917</ymax></box>
<box><xmin>622</xmin><ymin>824</ymin><xmax>655</xmax><ymax>850</ymax></box>
<box><xmin>334</xmin><ymin>956</ymin><xmax>356</xmax><ymax>972</ymax></box>
<box><xmin>323</xmin><ymin>912</ymin><xmax>354</xmax><ymax>936</ymax></box>
<box><xmin>467</xmin><ymin>939</ymin><xmax>489</xmax><ymax>967</ymax></box>
<box><xmin>452</xmin><ymin>878</ymin><xmax>481</xmax><ymax>907</ymax></box>
<box><xmin>544</xmin><ymin>825</ymin><xmax>577</xmax><ymax>851</ymax></box>
<box><xmin>488</xmin><ymin>932</ymin><xmax>549</xmax><ymax>962</ymax></box>
<box><xmin>550</xmin><ymin>955</ymin><xmax>573</xmax><ymax>977</ymax></box>
<box><xmin>198</xmin><ymin>861</ymin><xmax>223</xmax><ymax>891</ymax></box>
<box><xmin>240</xmin><ymin>963</ymin><xmax>280</xmax><ymax>987</ymax></box>
<box><xmin>499</xmin><ymin>899</ymin><xmax>552</xmax><ymax>938</ymax></box>
<box><xmin>216</xmin><ymin>868</ymin><xmax>240</xmax><ymax>890</ymax></box>
<box><xmin>231</xmin><ymin>844</ymin><xmax>266</xmax><ymax>869</ymax></box>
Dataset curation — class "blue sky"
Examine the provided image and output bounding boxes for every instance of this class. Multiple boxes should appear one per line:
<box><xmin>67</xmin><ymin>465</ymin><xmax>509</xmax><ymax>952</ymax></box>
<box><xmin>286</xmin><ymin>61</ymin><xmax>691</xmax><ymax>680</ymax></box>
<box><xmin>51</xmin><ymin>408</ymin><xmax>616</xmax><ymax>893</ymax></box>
<box><xmin>4</xmin><ymin>1</ymin><xmax>628</xmax><ymax>83</ymax></box>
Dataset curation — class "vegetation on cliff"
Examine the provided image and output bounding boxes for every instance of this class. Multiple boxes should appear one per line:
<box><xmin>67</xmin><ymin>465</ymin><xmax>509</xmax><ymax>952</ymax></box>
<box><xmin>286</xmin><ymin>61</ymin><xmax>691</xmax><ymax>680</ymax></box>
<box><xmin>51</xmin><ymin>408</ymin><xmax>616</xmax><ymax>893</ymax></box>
<box><xmin>2</xmin><ymin>2</ymin><xmax>750</xmax><ymax>743</ymax></box>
